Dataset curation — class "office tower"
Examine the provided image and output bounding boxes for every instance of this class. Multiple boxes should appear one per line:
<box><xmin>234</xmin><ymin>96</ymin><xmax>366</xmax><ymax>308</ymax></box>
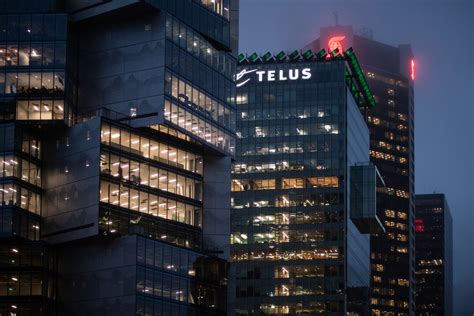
<box><xmin>306</xmin><ymin>26</ymin><xmax>415</xmax><ymax>315</ymax></box>
<box><xmin>415</xmin><ymin>194</ymin><xmax>453</xmax><ymax>316</ymax></box>
<box><xmin>0</xmin><ymin>0</ymin><xmax>238</xmax><ymax>314</ymax></box>
<box><xmin>231</xmin><ymin>49</ymin><xmax>383</xmax><ymax>315</ymax></box>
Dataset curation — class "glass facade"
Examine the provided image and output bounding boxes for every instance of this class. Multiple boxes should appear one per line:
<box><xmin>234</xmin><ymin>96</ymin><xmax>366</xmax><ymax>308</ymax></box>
<box><xmin>231</xmin><ymin>59</ymin><xmax>372</xmax><ymax>315</ymax></box>
<box><xmin>364</xmin><ymin>64</ymin><xmax>415</xmax><ymax>316</ymax></box>
<box><xmin>0</xmin><ymin>13</ymin><xmax>69</xmax><ymax>122</ymax></box>
<box><xmin>0</xmin><ymin>0</ymin><xmax>237</xmax><ymax>315</ymax></box>
<box><xmin>0</xmin><ymin>125</ymin><xmax>42</xmax><ymax>240</ymax></box>
<box><xmin>136</xmin><ymin>236</ymin><xmax>227</xmax><ymax>316</ymax></box>
<box><xmin>415</xmin><ymin>194</ymin><xmax>452</xmax><ymax>316</ymax></box>
<box><xmin>161</xmin><ymin>13</ymin><xmax>236</xmax><ymax>154</ymax></box>
<box><xmin>0</xmin><ymin>241</ymin><xmax>55</xmax><ymax>315</ymax></box>
<box><xmin>308</xmin><ymin>27</ymin><xmax>416</xmax><ymax>314</ymax></box>
<box><xmin>99</xmin><ymin>120</ymin><xmax>205</xmax><ymax>244</ymax></box>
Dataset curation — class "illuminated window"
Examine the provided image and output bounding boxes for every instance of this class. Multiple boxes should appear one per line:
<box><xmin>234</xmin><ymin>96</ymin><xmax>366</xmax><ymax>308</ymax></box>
<box><xmin>282</xmin><ymin>178</ymin><xmax>304</xmax><ymax>189</ymax></box>
<box><xmin>396</xmin><ymin>223</ymin><xmax>408</xmax><ymax>230</ymax></box>
<box><xmin>397</xmin><ymin>124</ymin><xmax>407</xmax><ymax>131</ymax></box>
<box><xmin>397</xmin><ymin>212</ymin><xmax>407</xmax><ymax>220</ymax></box>
<box><xmin>398</xmin><ymin>113</ymin><xmax>408</xmax><ymax>121</ymax></box>
<box><xmin>307</xmin><ymin>176</ymin><xmax>338</xmax><ymax>188</ymax></box>
<box><xmin>231</xmin><ymin>233</ymin><xmax>248</xmax><ymax>244</ymax></box>
<box><xmin>397</xmin><ymin>234</ymin><xmax>407</xmax><ymax>242</ymax></box>
<box><xmin>387</xmin><ymin>89</ymin><xmax>395</xmax><ymax>96</ymax></box>
<box><xmin>374</xmin><ymin>264</ymin><xmax>384</xmax><ymax>272</ymax></box>
<box><xmin>397</xmin><ymin>247</ymin><xmax>408</xmax><ymax>253</ymax></box>
<box><xmin>397</xmin><ymin>279</ymin><xmax>409</xmax><ymax>287</ymax></box>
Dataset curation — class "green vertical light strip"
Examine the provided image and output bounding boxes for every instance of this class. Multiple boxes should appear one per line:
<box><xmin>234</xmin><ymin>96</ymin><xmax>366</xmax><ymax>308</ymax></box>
<box><xmin>345</xmin><ymin>48</ymin><xmax>376</xmax><ymax>107</ymax></box>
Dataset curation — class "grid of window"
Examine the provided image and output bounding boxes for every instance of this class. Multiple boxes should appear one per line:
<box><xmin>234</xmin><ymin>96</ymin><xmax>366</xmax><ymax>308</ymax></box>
<box><xmin>100</xmin><ymin>180</ymin><xmax>201</xmax><ymax>227</ymax></box>
<box><xmin>0</xmin><ymin>13</ymin><xmax>68</xmax><ymax>121</ymax></box>
<box><xmin>166</xmin><ymin>72</ymin><xmax>235</xmax><ymax>130</ymax></box>
<box><xmin>231</xmin><ymin>61</ymin><xmax>358</xmax><ymax>313</ymax></box>
<box><xmin>0</xmin><ymin>154</ymin><xmax>40</xmax><ymax>186</ymax></box>
<box><xmin>232</xmin><ymin>192</ymin><xmax>341</xmax><ymax>209</ymax></box>
<box><xmin>99</xmin><ymin>208</ymin><xmax>202</xmax><ymax>250</ymax></box>
<box><xmin>19</xmin><ymin>130</ymin><xmax>41</xmax><ymax>159</ymax></box>
<box><xmin>165</xmin><ymin>41</ymin><xmax>235</xmax><ymax>105</ymax></box>
<box><xmin>232</xmin><ymin>247</ymin><xmax>339</xmax><ymax>262</ymax></box>
<box><xmin>101</xmin><ymin>122</ymin><xmax>203</xmax><ymax>175</ymax></box>
<box><xmin>232</xmin><ymin>176</ymin><xmax>338</xmax><ymax>191</ymax></box>
<box><xmin>0</xmin><ymin>209</ymin><xmax>40</xmax><ymax>240</ymax></box>
<box><xmin>136</xmin><ymin>237</ymin><xmax>226</xmax><ymax>314</ymax></box>
<box><xmin>16</xmin><ymin>98</ymin><xmax>64</xmax><ymax>120</ymax></box>
<box><xmin>0</xmin><ymin>182</ymin><xmax>40</xmax><ymax>214</ymax></box>
<box><xmin>232</xmin><ymin>210</ymin><xmax>343</xmax><ymax>227</ymax></box>
<box><xmin>100</xmin><ymin>151</ymin><xmax>202</xmax><ymax>201</ymax></box>
<box><xmin>231</xmin><ymin>229</ymin><xmax>342</xmax><ymax>245</ymax></box>
<box><xmin>163</xmin><ymin>99</ymin><xmax>235</xmax><ymax>154</ymax></box>
<box><xmin>165</xmin><ymin>14</ymin><xmax>233</xmax><ymax>77</ymax></box>
<box><xmin>0</xmin><ymin>272</ymin><xmax>43</xmax><ymax>296</ymax></box>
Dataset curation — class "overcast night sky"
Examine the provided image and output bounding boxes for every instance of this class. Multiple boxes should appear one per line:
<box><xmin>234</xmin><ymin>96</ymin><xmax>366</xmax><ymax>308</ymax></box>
<box><xmin>238</xmin><ymin>0</ymin><xmax>473</xmax><ymax>314</ymax></box>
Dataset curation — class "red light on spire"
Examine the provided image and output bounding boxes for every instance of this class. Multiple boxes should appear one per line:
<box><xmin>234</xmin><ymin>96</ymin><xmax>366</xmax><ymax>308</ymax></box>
<box><xmin>411</xmin><ymin>59</ymin><xmax>415</xmax><ymax>80</ymax></box>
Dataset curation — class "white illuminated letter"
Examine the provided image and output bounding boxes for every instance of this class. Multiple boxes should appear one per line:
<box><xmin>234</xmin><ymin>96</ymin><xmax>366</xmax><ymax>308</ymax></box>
<box><xmin>302</xmin><ymin>68</ymin><xmax>311</xmax><ymax>79</ymax></box>
<box><xmin>267</xmin><ymin>70</ymin><xmax>275</xmax><ymax>81</ymax></box>
<box><xmin>289</xmin><ymin>69</ymin><xmax>299</xmax><ymax>80</ymax></box>
<box><xmin>279</xmin><ymin>70</ymin><xmax>287</xmax><ymax>81</ymax></box>
<box><xmin>256</xmin><ymin>71</ymin><xmax>266</xmax><ymax>82</ymax></box>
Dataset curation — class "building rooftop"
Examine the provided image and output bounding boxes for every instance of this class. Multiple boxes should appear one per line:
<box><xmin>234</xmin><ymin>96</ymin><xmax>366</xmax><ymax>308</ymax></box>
<box><xmin>237</xmin><ymin>47</ymin><xmax>376</xmax><ymax>108</ymax></box>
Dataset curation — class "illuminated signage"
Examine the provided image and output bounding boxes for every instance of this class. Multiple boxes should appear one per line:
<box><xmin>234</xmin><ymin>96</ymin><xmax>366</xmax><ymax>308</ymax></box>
<box><xmin>411</xmin><ymin>59</ymin><xmax>415</xmax><ymax>81</ymax></box>
<box><xmin>328</xmin><ymin>35</ymin><xmax>345</xmax><ymax>56</ymax></box>
<box><xmin>235</xmin><ymin>68</ymin><xmax>312</xmax><ymax>87</ymax></box>
<box><xmin>415</xmin><ymin>219</ymin><xmax>424</xmax><ymax>233</ymax></box>
<box><xmin>235</xmin><ymin>68</ymin><xmax>258</xmax><ymax>87</ymax></box>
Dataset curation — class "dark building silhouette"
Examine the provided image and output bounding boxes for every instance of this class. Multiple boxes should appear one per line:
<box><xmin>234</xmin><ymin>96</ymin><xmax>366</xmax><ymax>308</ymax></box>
<box><xmin>306</xmin><ymin>26</ymin><xmax>416</xmax><ymax>316</ymax></box>
<box><xmin>415</xmin><ymin>193</ymin><xmax>453</xmax><ymax>316</ymax></box>
<box><xmin>0</xmin><ymin>0</ymin><xmax>238</xmax><ymax>314</ymax></box>
<box><xmin>231</xmin><ymin>49</ymin><xmax>383</xmax><ymax>315</ymax></box>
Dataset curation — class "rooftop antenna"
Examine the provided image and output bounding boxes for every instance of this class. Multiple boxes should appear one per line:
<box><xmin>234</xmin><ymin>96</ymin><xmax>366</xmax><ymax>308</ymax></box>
<box><xmin>333</xmin><ymin>11</ymin><xmax>339</xmax><ymax>26</ymax></box>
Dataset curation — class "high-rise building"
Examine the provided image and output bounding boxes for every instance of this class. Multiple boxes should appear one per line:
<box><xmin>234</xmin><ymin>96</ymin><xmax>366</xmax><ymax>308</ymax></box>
<box><xmin>306</xmin><ymin>26</ymin><xmax>415</xmax><ymax>315</ymax></box>
<box><xmin>0</xmin><ymin>0</ymin><xmax>238</xmax><ymax>314</ymax></box>
<box><xmin>415</xmin><ymin>193</ymin><xmax>453</xmax><ymax>316</ymax></box>
<box><xmin>231</xmin><ymin>49</ymin><xmax>384</xmax><ymax>315</ymax></box>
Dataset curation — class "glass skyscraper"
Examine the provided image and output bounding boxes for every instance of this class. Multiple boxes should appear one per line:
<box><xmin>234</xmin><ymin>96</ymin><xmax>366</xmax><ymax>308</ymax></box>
<box><xmin>231</xmin><ymin>49</ymin><xmax>383</xmax><ymax>315</ymax></box>
<box><xmin>0</xmin><ymin>0</ymin><xmax>238</xmax><ymax>315</ymax></box>
<box><xmin>307</xmin><ymin>26</ymin><xmax>416</xmax><ymax>316</ymax></box>
<box><xmin>415</xmin><ymin>194</ymin><xmax>453</xmax><ymax>316</ymax></box>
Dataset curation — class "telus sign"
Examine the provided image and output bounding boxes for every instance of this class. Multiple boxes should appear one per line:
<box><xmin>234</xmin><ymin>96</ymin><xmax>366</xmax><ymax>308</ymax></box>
<box><xmin>235</xmin><ymin>68</ymin><xmax>312</xmax><ymax>87</ymax></box>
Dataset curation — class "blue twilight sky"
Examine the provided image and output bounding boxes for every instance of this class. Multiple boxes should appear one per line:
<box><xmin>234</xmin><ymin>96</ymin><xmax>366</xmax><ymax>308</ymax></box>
<box><xmin>238</xmin><ymin>0</ymin><xmax>473</xmax><ymax>314</ymax></box>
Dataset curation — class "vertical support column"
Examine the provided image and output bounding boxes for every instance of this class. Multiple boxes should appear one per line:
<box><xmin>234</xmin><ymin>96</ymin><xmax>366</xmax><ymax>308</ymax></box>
<box><xmin>202</xmin><ymin>155</ymin><xmax>231</xmax><ymax>260</ymax></box>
